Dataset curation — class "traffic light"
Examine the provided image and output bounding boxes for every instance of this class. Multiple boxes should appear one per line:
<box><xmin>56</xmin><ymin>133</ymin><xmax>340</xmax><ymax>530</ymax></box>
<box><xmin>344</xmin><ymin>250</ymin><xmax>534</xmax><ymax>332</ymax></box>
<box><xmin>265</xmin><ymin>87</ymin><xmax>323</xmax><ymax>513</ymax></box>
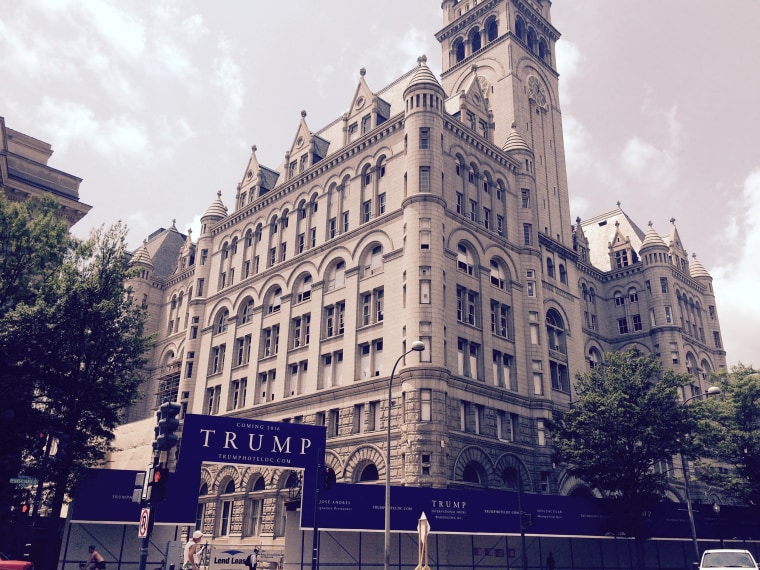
<box><xmin>33</xmin><ymin>430</ymin><xmax>48</xmax><ymax>458</ymax></box>
<box><xmin>324</xmin><ymin>467</ymin><xmax>336</xmax><ymax>490</ymax></box>
<box><xmin>151</xmin><ymin>466</ymin><xmax>170</xmax><ymax>503</ymax></box>
<box><xmin>154</xmin><ymin>402</ymin><xmax>181</xmax><ymax>452</ymax></box>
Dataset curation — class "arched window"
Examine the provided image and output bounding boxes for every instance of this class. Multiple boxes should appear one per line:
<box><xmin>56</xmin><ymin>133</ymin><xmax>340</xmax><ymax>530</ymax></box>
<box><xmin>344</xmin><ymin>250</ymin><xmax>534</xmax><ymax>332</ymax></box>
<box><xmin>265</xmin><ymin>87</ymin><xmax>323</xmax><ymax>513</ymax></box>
<box><xmin>363</xmin><ymin>245</ymin><xmax>383</xmax><ymax>277</ymax></box>
<box><xmin>267</xmin><ymin>287</ymin><xmax>282</xmax><ymax>314</ymax></box>
<box><xmin>247</xmin><ymin>475</ymin><xmax>266</xmax><ymax>537</ymax></box>
<box><xmin>487</xmin><ymin>19</ymin><xmax>498</xmax><ymax>42</ymax></box>
<box><xmin>455</xmin><ymin>38</ymin><xmax>465</xmax><ymax>62</ymax></box>
<box><xmin>219</xmin><ymin>479</ymin><xmax>236</xmax><ymax>536</ymax></box>
<box><xmin>221</xmin><ymin>242</ymin><xmax>229</xmax><ymax>260</ymax></box>
<box><xmin>546</xmin><ymin>309</ymin><xmax>565</xmax><ymax>353</ymax></box>
<box><xmin>589</xmin><ymin>287</ymin><xmax>596</xmax><ymax>304</ymax></box>
<box><xmin>614</xmin><ymin>291</ymin><xmax>625</xmax><ymax>307</ymax></box>
<box><xmin>501</xmin><ymin>467</ymin><xmax>519</xmax><ymax>490</ymax></box>
<box><xmin>295</xmin><ymin>274</ymin><xmax>312</xmax><ymax>303</ymax></box>
<box><xmin>326</xmin><ymin>260</ymin><xmax>346</xmax><ymax>291</ymax></box>
<box><xmin>462</xmin><ymin>462</ymin><xmax>483</xmax><ymax>484</ymax></box>
<box><xmin>559</xmin><ymin>264</ymin><xmax>567</xmax><ymax>284</ymax></box>
<box><xmin>515</xmin><ymin>17</ymin><xmax>525</xmax><ymax>42</ymax></box>
<box><xmin>628</xmin><ymin>287</ymin><xmax>639</xmax><ymax>303</ymax></box>
<box><xmin>359</xmin><ymin>464</ymin><xmax>379</xmax><ymax>482</ymax></box>
<box><xmin>538</xmin><ymin>38</ymin><xmax>550</xmax><ymax>63</ymax></box>
<box><xmin>457</xmin><ymin>243</ymin><xmax>475</xmax><ymax>275</ymax></box>
<box><xmin>239</xmin><ymin>298</ymin><xmax>254</xmax><ymax>324</ymax></box>
<box><xmin>527</xmin><ymin>28</ymin><xmax>537</xmax><ymax>52</ymax></box>
<box><xmin>546</xmin><ymin>258</ymin><xmax>555</xmax><ymax>278</ymax></box>
<box><xmin>469</xmin><ymin>28</ymin><xmax>481</xmax><ymax>53</ymax></box>
<box><xmin>588</xmin><ymin>347</ymin><xmax>602</xmax><ymax>369</ymax></box>
<box><xmin>490</xmin><ymin>259</ymin><xmax>508</xmax><ymax>289</ymax></box>
<box><xmin>214</xmin><ymin>308</ymin><xmax>229</xmax><ymax>334</ymax></box>
<box><xmin>582</xmin><ymin>284</ymin><xmax>589</xmax><ymax>301</ymax></box>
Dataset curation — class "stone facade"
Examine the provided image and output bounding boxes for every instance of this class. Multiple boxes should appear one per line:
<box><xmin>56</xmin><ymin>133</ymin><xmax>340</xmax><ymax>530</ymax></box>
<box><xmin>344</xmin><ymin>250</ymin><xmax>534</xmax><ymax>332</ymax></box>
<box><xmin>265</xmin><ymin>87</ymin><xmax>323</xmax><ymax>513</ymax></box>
<box><xmin>120</xmin><ymin>0</ymin><xmax>726</xmax><ymax>550</ymax></box>
<box><xmin>0</xmin><ymin>115</ymin><xmax>91</xmax><ymax>227</ymax></box>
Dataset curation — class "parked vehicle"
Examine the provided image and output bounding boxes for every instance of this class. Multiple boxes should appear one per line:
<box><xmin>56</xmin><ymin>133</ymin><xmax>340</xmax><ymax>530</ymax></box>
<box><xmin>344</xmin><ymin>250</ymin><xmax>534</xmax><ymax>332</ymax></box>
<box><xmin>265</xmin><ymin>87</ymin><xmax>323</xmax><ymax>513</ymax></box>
<box><xmin>0</xmin><ymin>552</ymin><xmax>33</xmax><ymax>570</ymax></box>
<box><xmin>699</xmin><ymin>549</ymin><xmax>758</xmax><ymax>570</ymax></box>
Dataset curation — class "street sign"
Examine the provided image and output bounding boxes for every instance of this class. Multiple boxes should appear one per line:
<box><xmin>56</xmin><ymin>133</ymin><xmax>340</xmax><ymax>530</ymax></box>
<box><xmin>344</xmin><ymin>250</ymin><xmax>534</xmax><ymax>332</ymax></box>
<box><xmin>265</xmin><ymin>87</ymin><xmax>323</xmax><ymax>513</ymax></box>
<box><xmin>138</xmin><ymin>507</ymin><xmax>151</xmax><ymax>538</ymax></box>
<box><xmin>10</xmin><ymin>476</ymin><xmax>38</xmax><ymax>486</ymax></box>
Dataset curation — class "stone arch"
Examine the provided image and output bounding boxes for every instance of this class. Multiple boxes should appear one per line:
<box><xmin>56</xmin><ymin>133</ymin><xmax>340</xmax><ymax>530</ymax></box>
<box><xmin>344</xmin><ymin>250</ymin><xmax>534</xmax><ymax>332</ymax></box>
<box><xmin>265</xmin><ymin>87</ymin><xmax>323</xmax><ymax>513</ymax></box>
<box><xmin>453</xmin><ymin>445</ymin><xmax>495</xmax><ymax>486</ymax></box>
<box><xmin>493</xmin><ymin>453</ymin><xmax>531</xmax><ymax>492</ymax></box>
<box><xmin>345</xmin><ymin>445</ymin><xmax>386</xmax><ymax>483</ymax></box>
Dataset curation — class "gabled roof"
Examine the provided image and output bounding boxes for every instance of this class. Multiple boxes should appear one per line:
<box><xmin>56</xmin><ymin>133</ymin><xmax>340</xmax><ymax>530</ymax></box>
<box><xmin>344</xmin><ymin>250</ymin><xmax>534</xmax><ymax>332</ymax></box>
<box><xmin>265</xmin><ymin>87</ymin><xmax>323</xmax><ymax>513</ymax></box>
<box><xmin>579</xmin><ymin>206</ymin><xmax>646</xmax><ymax>272</ymax></box>
<box><xmin>135</xmin><ymin>223</ymin><xmax>187</xmax><ymax>279</ymax></box>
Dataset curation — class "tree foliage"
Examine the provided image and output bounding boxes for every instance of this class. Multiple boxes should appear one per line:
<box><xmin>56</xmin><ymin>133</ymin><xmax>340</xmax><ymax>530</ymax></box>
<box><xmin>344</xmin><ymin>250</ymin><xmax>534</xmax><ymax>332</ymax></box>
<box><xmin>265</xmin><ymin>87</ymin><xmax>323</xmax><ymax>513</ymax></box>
<box><xmin>697</xmin><ymin>365</ymin><xmax>760</xmax><ymax>506</ymax></box>
<box><xmin>0</xmin><ymin>195</ymin><xmax>150</xmax><ymax>518</ymax></box>
<box><xmin>551</xmin><ymin>349</ymin><xmax>692</xmax><ymax>537</ymax></box>
<box><xmin>0</xmin><ymin>195</ymin><xmax>73</xmax><ymax>518</ymax></box>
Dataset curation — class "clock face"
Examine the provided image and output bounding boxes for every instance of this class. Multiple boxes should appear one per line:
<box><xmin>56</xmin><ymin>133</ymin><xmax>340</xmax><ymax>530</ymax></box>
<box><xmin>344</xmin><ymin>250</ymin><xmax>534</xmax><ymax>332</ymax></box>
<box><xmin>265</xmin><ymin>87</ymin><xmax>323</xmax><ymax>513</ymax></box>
<box><xmin>528</xmin><ymin>75</ymin><xmax>548</xmax><ymax>109</ymax></box>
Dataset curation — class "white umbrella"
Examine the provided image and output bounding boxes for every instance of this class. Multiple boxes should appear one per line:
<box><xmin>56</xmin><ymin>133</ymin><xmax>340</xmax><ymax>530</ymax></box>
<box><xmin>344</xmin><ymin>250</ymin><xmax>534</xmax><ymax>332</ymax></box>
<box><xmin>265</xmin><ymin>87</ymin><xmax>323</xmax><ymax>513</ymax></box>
<box><xmin>415</xmin><ymin>512</ymin><xmax>431</xmax><ymax>570</ymax></box>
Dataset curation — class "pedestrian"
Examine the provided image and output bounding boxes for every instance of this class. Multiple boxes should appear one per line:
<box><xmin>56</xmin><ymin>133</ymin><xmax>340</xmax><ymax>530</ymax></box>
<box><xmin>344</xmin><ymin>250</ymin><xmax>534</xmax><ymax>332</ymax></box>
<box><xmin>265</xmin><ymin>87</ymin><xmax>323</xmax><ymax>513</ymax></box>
<box><xmin>546</xmin><ymin>552</ymin><xmax>556</xmax><ymax>570</ymax></box>
<box><xmin>245</xmin><ymin>548</ymin><xmax>259</xmax><ymax>570</ymax></box>
<box><xmin>183</xmin><ymin>530</ymin><xmax>204</xmax><ymax>570</ymax></box>
<box><xmin>86</xmin><ymin>545</ymin><xmax>106</xmax><ymax>570</ymax></box>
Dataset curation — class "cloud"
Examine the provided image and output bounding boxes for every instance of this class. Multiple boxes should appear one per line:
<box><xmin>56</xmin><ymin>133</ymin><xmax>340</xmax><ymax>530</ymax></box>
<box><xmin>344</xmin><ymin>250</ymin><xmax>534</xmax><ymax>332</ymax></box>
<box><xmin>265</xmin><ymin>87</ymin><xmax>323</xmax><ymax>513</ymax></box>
<box><xmin>36</xmin><ymin>97</ymin><xmax>151</xmax><ymax>165</ymax></box>
<box><xmin>212</xmin><ymin>39</ymin><xmax>245</xmax><ymax>124</ymax></box>
<box><xmin>711</xmin><ymin>168</ymin><xmax>760</xmax><ymax>368</ymax></box>
<box><xmin>555</xmin><ymin>39</ymin><xmax>584</xmax><ymax>103</ymax></box>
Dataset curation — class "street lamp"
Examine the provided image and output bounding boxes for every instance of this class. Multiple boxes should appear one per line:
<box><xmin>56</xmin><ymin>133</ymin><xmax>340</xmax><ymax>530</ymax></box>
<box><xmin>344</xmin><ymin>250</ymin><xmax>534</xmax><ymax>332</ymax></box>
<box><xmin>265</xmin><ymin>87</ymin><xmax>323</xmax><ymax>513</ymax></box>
<box><xmin>681</xmin><ymin>385</ymin><xmax>721</xmax><ymax>563</ymax></box>
<box><xmin>384</xmin><ymin>340</ymin><xmax>425</xmax><ymax>570</ymax></box>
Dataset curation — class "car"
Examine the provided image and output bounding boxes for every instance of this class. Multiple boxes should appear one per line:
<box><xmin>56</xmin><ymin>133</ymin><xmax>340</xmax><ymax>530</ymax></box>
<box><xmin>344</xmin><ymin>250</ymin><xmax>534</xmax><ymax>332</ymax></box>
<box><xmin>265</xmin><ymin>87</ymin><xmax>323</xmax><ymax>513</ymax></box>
<box><xmin>699</xmin><ymin>549</ymin><xmax>758</xmax><ymax>570</ymax></box>
<box><xmin>0</xmin><ymin>552</ymin><xmax>33</xmax><ymax>570</ymax></box>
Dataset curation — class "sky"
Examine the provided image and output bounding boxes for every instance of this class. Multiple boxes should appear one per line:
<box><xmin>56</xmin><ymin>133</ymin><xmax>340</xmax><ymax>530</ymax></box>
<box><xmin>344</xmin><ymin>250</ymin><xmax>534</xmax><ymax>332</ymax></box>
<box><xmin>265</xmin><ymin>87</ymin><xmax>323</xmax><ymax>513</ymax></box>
<box><xmin>1</xmin><ymin>0</ymin><xmax>758</xmax><ymax>368</ymax></box>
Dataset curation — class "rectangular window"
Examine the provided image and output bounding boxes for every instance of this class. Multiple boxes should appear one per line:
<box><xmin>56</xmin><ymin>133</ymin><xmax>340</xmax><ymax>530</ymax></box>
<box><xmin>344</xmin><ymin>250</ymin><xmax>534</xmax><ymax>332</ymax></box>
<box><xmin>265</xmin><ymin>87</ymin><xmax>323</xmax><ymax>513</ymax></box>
<box><xmin>713</xmin><ymin>331</ymin><xmax>722</xmax><ymax>348</ymax></box>
<box><xmin>523</xmin><ymin>224</ymin><xmax>532</xmax><ymax>246</ymax></box>
<box><xmin>269</xmin><ymin>247</ymin><xmax>276</xmax><ymax>267</ymax></box>
<box><xmin>234</xmin><ymin>335</ymin><xmax>252</xmax><ymax>366</ymax></box>
<box><xmin>329</xmin><ymin>217</ymin><xmax>337</xmax><ymax>239</ymax></box>
<box><xmin>261</xmin><ymin>325</ymin><xmax>280</xmax><ymax>358</ymax></box>
<box><xmin>492</xmin><ymin>350</ymin><xmax>514</xmax><ymax>389</ymax></box>
<box><xmin>521</xmin><ymin>189</ymin><xmax>530</xmax><ymax>208</ymax></box>
<box><xmin>309</xmin><ymin>228</ymin><xmax>317</xmax><ymax>248</ymax></box>
<box><xmin>660</xmin><ymin>277</ymin><xmax>669</xmax><ymax>293</ymax></box>
<box><xmin>708</xmin><ymin>306</ymin><xmax>715</xmax><ymax>320</ymax></box>
<box><xmin>532</xmin><ymin>361</ymin><xmax>543</xmax><ymax>395</ymax></box>
<box><xmin>550</xmin><ymin>361</ymin><xmax>569</xmax><ymax>392</ymax></box>
<box><xmin>537</xmin><ymin>419</ymin><xmax>546</xmax><ymax>446</ymax></box>
<box><xmin>291</xmin><ymin>314</ymin><xmax>311</xmax><ymax>348</ymax></box>
<box><xmin>469</xmin><ymin>199</ymin><xmax>478</xmax><ymax>222</ymax></box>
<box><xmin>497</xmin><ymin>215</ymin><xmax>504</xmax><ymax>236</ymax></box>
<box><xmin>197</xmin><ymin>278</ymin><xmax>205</xmax><ymax>297</ymax></box>
<box><xmin>342</xmin><ymin>211</ymin><xmax>350</xmax><ymax>233</ymax></box>
<box><xmin>362</xmin><ymin>200</ymin><xmax>372</xmax><ymax>223</ymax></box>
<box><xmin>361</xmin><ymin>114</ymin><xmax>372</xmax><ymax>134</ymax></box>
<box><xmin>210</xmin><ymin>344</ymin><xmax>226</xmax><ymax>375</ymax></box>
<box><xmin>368</xmin><ymin>401</ymin><xmax>380</xmax><ymax>431</ymax></box>
<box><xmin>632</xmin><ymin>314</ymin><xmax>643</xmax><ymax>331</ymax></box>
<box><xmin>483</xmin><ymin>208</ymin><xmax>490</xmax><ymax>229</ymax></box>
<box><xmin>328</xmin><ymin>408</ymin><xmax>340</xmax><ymax>437</ymax></box>
<box><xmin>353</xmin><ymin>404</ymin><xmax>364</xmax><ymax>433</ymax></box>
<box><xmin>420</xmin><ymin>167</ymin><xmax>430</xmax><ymax>192</ymax></box>
<box><xmin>420</xmin><ymin>127</ymin><xmax>430</xmax><ymax>149</ymax></box>
<box><xmin>420</xmin><ymin>389</ymin><xmax>432</xmax><ymax>422</ymax></box>
<box><xmin>456</xmin><ymin>286</ymin><xmax>478</xmax><ymax>326</ymax></box>
<box><xmin>665</xmin><ymin>306</ymin><xmax>673</xmax><ymax>324</ymax></box>
<box><xmin>618</xmin><ymin>317</ymin><xmax>629</xmax><ymax>334</ymax></box>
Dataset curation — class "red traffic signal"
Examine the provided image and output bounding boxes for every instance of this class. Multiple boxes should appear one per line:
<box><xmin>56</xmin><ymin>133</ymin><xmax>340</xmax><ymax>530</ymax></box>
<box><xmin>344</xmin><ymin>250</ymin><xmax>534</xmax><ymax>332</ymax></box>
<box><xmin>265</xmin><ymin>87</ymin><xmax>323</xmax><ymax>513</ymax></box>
<box><xmin>150</xmin><ymin>467</ymin><xmax>170</xmax><ymax>503</ymax></box>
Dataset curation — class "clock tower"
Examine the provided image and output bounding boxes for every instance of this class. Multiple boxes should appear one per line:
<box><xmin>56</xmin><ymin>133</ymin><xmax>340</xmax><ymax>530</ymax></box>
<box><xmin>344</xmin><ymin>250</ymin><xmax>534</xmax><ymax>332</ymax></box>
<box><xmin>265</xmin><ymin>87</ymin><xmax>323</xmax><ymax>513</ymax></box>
<box><xmin>437</xmin><ymin>0</ymin><xmax>572</xmax><ymax>247</ymax></box>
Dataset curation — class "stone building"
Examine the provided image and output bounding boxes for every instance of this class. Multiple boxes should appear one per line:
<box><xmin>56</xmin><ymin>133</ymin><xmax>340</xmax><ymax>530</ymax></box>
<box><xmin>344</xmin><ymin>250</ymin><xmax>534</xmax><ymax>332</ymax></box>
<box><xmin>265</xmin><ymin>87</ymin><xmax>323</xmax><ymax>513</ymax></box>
<box><xmin>0</xmin><ymin>115</ymin><xmax>91</xmax><ymax>227</ymax></box>
<box><xmin>120</xmin><ymin>0</ymin><xmax>726</xmax><ymax>551</ymax></box>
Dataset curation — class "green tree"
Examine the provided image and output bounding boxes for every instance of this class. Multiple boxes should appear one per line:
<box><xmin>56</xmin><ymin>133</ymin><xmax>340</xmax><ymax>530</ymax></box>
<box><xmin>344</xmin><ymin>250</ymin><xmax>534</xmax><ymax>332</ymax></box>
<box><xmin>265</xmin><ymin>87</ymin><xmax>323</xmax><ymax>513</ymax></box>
<box><xmin>3</xmin><ymin>222</ymin><xmax>151</xmax><ymax>517</ymax></box>
<box><xmin>550</xmin><ymin>349</ymin><xmax>692</xmax><ymax>566</ymax></box>
<box><xmin>0</xmin><ymin>195</ymin><xmax>73</xmax><ymax>519</ymax></box>
<box><xmin>697</xmin><ymin>364</ymin><xmax>760</xmax><ymax>506</ymax></box>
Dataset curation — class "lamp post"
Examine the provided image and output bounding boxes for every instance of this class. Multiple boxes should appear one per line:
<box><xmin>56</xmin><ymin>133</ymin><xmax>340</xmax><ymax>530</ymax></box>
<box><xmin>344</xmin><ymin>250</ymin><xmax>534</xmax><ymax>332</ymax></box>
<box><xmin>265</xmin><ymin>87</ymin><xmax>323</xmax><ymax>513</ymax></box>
<box><xmin>384</xmin><ymin>340</ymin><xmax>425</xmax><ymax>570</ymax></box>
<box><xmin>681</xmin><ymin>385</ymin><xmax>721</xmax><ymax>563</ymax></box>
